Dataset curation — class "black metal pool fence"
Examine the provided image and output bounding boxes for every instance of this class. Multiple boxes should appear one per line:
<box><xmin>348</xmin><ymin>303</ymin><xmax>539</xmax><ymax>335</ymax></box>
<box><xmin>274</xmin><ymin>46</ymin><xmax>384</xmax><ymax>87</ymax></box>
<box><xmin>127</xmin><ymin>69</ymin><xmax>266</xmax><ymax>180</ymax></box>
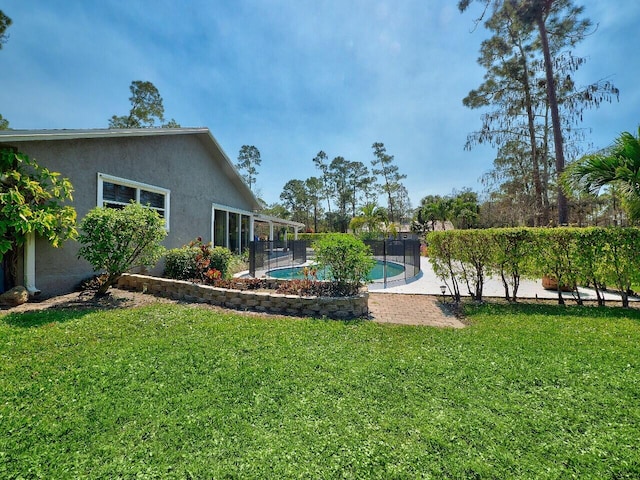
<box><xmin>249</xmin><ymin>238</ymin><xmax>421</xmax><ymax>285</ymax></box>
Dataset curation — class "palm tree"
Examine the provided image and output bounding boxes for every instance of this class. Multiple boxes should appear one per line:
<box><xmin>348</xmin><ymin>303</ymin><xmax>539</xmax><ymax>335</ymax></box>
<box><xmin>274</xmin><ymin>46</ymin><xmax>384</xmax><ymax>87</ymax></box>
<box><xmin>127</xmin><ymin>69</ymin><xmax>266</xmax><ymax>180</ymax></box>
<box><xmin>432</xmin><ymin>198</ymin><xmax>453</xmax><ymax>231</ymax></box>
<box><xmin>360</xmin><ymin>203</ymin><xmax>388</xmax><ymax>233</ymax></box>
<box><xmin>565</xmin><ymin>127</ymin><xmax>640</xmax><ymax>223</ymax></box>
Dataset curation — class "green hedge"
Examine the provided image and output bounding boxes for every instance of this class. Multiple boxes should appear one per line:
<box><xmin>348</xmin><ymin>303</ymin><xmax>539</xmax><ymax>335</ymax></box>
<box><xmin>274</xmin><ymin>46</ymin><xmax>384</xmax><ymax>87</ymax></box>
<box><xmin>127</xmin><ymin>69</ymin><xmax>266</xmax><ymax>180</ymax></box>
<box><xmin>426</xmin><ymin>227</ymin><xmax>640</xmax><ymax>306</ymax></box>
<box><xmin>296</xmin><ymin>232</ymin><xmax>343</xmax><ymax>242</ymax></box>
<box><xmin>164</xmin><ymin>247</ymin><xmax>199</xmax><ymax>281</ymax></box>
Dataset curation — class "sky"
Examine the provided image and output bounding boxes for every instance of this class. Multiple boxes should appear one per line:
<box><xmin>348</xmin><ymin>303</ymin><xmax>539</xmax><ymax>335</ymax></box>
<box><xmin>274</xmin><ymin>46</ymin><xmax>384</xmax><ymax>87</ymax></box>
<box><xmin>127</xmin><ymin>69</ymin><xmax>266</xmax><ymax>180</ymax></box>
<box><xmin>1</xmin><ymin>1</ymin><xmax>638</xmax><ymax>207</ymax></box>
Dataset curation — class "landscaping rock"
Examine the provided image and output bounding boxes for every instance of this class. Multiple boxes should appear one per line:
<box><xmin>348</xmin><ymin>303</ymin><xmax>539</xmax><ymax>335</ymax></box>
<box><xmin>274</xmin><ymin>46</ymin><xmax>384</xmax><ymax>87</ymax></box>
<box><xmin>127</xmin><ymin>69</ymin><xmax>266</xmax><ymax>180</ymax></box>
<box><xmin>0</xmin><ymin>286</ymin><xmax>29</xmax><ymax>307</ymax></box>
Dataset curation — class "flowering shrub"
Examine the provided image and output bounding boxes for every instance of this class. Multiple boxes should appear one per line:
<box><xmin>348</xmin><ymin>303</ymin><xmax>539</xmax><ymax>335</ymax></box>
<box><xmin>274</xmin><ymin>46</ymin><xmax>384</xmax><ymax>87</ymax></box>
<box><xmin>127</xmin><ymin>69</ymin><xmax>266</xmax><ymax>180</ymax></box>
<box><xmin>164</xmin><ymin>238</ymin><xmax>232</xmax><ymax>282</ymax></box>
<box><xmin>275</xmin><ymin>279</ymin><xmax>348</xmax><ymax>297</ymax></box>
<box><xmin>203</xmin><ymin>268</ymin><xmax>222</xmax><ymax>283</ymax></box>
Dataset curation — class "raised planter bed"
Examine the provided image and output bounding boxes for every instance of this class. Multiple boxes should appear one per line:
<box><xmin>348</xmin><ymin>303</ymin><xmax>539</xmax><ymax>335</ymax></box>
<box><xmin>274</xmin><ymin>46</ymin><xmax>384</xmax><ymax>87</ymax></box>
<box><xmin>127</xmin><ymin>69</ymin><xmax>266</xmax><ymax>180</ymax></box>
<box><xmin>117</xmin><ymin>273</ymin><xmax>368</xmax><ymax>319</ymax></box>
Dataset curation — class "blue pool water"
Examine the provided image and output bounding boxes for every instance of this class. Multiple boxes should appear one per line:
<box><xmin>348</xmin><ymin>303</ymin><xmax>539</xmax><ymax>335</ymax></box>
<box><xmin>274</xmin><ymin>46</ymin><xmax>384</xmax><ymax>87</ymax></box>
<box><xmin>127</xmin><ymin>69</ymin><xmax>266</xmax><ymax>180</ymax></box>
<box><xmin>267</xmin><ymin>260</ymin><xmax>405</xmax><ymax>281</ymax></box>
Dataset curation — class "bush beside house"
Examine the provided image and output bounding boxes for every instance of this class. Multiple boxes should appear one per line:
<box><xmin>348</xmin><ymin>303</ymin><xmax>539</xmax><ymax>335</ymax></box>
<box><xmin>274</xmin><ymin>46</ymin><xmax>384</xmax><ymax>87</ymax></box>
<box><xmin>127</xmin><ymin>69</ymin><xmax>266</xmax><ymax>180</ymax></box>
<box><xmin>78</xmin><ymin>202</ymin><xmax>166</xmax><ymax>295</ymax></box>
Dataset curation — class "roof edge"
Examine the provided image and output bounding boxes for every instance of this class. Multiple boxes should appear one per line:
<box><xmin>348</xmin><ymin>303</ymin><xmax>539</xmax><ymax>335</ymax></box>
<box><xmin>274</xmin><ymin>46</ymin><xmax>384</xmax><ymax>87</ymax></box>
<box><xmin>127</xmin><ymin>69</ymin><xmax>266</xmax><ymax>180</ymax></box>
<box><xmin>0</xmin><ymin>127</ymin><xmax>265</xmax><ymax>212</ymax></box>
<box><xmin>0</xmin><ymin>127</ymin><xmax>210</xmax><ymax>142</ymax></box>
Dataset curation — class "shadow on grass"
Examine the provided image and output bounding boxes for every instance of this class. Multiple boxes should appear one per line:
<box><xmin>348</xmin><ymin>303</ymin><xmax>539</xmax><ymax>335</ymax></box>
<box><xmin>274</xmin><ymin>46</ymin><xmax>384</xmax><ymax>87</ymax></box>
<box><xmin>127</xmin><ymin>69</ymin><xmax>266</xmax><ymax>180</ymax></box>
<box><xmin>0</xmin><ymin>291</ymin><xmax>137</xmax><ymax>328</ymax></box>
<box><xmin>1</xmin><ymin>308</ymin><xmax>96</xmax><ymax>328</ymax></box>
<box><xmin>464</xmin><ymin>301</ymin><xmax>640</xmax><ymax>321</ymax></box>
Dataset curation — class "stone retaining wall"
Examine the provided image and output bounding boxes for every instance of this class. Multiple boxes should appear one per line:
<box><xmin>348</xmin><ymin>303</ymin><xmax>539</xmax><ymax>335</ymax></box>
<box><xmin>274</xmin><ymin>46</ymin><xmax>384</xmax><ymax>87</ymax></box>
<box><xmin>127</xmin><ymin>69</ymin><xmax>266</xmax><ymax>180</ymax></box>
<box><xmin>117</xmin><ymin>274</ymin><xmax>368</xmax><ymax>319</ymax></box>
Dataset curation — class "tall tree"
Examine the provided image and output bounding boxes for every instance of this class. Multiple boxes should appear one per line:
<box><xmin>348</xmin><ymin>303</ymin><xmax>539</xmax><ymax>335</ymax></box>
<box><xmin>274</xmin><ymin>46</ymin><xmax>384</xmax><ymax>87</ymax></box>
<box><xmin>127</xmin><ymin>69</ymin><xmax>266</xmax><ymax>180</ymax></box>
<box><xmin>327</xmin><ymin>156</ymin><xmax>352</xmax><ymax>232</ymax></box>
<box><xmin>450</xmin><ymin>188</ymin><xmax>480</xmax><ymax>229</ymax></box>
<box><xmin>0</xmin><ymin>10</ymin><xmax>11</xmax><ymax>48</ymax></box>
<box><xmin>312</xmin><ymin>150</ymin><xmax>332</xmax><ymax>214</ymax></box>
<box><xmin>236</xmin><ymin>145</ymin><xmax>261</xmax><ymax>191</ymax></box>
<box><xmin>109</xmin><ymin>80</ymin><xmax>180</xmax><ymax>128</ymax></box>
<box><xmin>280</xmin><ymin>179</ymin><xmax>311</xmax><ymax>225</ymax></box>
<box><xmin>0</xmin><ymin>10</ymin><xmax>12</xmax><ymax>129</ymax></box>
<box><xmin>346</xmin><ymin>160</ymin><xmax>375</xmax><ymax>218</ymax></box>
<box><xmin>463</xmin><ymin>3</ymin><xmax>549</xmax><ymax>224</ymax></box>
<box><xmin>304</xmin><ymin>176</ymin><xmax>324</xmax><ymax>233</ymax></box>
<box><xmin>531</xmin><ymin>0</ymin><xmax>568</xmax><ymax>224</ymax></box>
<box><xmin>459</xmin><ymin>0</ymin><xmax>611</xmax><ymax>225</ymax></box>
<box><xmin>371</xmin><ymin>142</ymin><xmax>406</xmax><ymax>223</ymax></box>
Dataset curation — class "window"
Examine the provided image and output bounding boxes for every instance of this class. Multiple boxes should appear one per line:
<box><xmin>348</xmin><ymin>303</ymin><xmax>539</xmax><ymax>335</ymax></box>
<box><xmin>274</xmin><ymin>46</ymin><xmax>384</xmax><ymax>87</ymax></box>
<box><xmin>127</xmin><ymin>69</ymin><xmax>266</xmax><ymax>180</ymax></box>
<box><xmin>213</xmin><ymin>209</ymin><xmax>227</xmax><ymax>248</ymax></box>
<box><xmin>211</xmin><ymin>204</ymin><xmax>254</xmax><ymax>253</ymax></box>
<box><xmin>98</xmin><ymin>173</ymin><xmax>170</xmax><ymax>230</ymax></box>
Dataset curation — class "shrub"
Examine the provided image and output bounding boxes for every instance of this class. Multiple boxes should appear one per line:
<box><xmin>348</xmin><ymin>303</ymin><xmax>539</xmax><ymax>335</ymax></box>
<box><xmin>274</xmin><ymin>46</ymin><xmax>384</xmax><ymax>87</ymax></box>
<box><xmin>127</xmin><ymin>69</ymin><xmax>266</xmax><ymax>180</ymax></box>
<box><xmin>275</xmin><ymin>279</ymin><xmax>344</xmax><ymax>297</ymax></box>
<box><xmin>531</xmin><ymin>228</ymin><xmax>583</xmax><ymax>305</ymax></box>
<box><xmin>598</xmin><ymin>228</ymin><xmax>640</xmax><ymax>308</ymax></box>
<box><xmin>451</xmin><ymin>230</ymin><xmax>494</xmax><ymax>302</ymax></box>
<box><xmin>573</xmin><ymin>228</ymin><xmax>608</xmax><ymax>306</ymax></box>
<box><xmin>490</xmin><ymin>228</ymin><xmax>535</xmax><ymax>302</ymax></box>
<box><xmin>228</xmin><ymin>251</ymin><xmax>249</xmax><ymax>276</ymax></box>
<box><xmin>208</xmin><ymin>244</ymin><xmax>232</xmax><ymax>278</ymax></box>
<box><xmin>428</xmin><ymin>226</ymin><xmax>640</xmax><ymax>307</ymax></box>
<box><xmin>427</xmin><ymin>231</ymin><xmax>463</xmax><ymax>302</ymax></box>
<box><xmin>78</xmin><ymin>203</ymin><xmax>166</xmax><ymax>295</ymax></box>
<box><xmin>164</xmin><ymin>238</ymin><xmax>232</xmax><ymax>283</ymax></box>
<box><xmin>164</xmin><ymin>247</ymin><xmax>198</xmax><ymax>281</ymax></box>
<box><xmin>313</xmin><ymin>234</ymin><xmax>375</xmax><ymax>296</ymax></box>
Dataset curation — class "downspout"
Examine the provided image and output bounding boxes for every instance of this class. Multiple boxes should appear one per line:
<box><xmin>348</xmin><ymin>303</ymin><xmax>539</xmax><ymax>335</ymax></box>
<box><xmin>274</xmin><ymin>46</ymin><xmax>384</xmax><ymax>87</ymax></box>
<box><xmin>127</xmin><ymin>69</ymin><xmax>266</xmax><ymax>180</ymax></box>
<box><xmin>24</xmin><ymin>232</ymin><xmax>40</xmax><ymax>296</ymax></box>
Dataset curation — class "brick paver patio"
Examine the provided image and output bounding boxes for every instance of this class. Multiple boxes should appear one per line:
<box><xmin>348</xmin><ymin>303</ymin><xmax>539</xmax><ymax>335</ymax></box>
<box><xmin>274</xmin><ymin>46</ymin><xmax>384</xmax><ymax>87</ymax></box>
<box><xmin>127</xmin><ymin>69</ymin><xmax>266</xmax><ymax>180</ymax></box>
<box><xmin>368</xmin><ymin>293</ymin><xmax>465</xmax><ymax>328</ymax></box>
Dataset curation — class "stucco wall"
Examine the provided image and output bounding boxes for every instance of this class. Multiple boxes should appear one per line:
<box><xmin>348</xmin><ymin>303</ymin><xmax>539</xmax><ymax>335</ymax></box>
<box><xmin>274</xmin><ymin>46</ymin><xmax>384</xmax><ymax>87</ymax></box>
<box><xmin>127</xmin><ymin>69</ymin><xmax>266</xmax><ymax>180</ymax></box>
<box><xmin>2</xmin><ymin>132</ymin><xmax>256</xmax><ymax>295</ymax></box>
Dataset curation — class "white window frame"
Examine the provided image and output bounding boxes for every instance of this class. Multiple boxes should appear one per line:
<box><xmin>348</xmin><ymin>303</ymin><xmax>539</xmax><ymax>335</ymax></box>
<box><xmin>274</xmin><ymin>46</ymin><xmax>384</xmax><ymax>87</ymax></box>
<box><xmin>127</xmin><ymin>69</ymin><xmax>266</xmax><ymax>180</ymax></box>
<box><xmin>97</xmin><ymin>173</ymin><xmax>171</xmax><ymax>231</ymax></box>
<box><xmin>211</xmin><ymin>203</ymin><xmax>254</xmax><ymax>250</ymax></box>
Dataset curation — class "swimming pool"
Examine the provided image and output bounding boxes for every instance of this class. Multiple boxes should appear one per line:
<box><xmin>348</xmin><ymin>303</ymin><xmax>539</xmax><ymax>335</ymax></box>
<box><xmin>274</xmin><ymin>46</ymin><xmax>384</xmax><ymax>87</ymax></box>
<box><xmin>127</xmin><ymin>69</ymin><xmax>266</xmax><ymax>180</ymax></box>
<box><xmin>267</xmin><ymin>260</ymin><xmax>405</xmax><ymax>282</ymax></box>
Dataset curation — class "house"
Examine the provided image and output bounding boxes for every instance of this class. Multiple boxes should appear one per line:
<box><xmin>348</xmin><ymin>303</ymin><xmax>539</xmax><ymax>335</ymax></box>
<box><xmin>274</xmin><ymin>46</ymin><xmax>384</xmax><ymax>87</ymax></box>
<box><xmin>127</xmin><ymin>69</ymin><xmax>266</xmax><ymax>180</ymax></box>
<box><xmin>0</xmin><ymin>128</ymin><xmax>303</xmax><ymax>296</ymax></box>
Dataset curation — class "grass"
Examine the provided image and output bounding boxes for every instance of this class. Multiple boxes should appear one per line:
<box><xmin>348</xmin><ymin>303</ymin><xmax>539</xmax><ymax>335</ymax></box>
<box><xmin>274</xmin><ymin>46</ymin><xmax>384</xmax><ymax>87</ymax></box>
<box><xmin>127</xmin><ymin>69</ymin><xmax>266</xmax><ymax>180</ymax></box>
<box><xmin>1</xmin><ymin>303</ymin><xmax>640</xmax><ymax>478</ymax></box>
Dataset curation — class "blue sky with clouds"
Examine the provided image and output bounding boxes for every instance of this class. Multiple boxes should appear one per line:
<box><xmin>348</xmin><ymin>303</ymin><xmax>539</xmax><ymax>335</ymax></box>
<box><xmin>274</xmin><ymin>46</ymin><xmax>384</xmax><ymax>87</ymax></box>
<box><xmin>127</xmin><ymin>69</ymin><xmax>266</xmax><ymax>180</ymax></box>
<box><xmin>1</xmin><ymin>1</ymin><xmax>638</xmax><ymax>206</ymax></box>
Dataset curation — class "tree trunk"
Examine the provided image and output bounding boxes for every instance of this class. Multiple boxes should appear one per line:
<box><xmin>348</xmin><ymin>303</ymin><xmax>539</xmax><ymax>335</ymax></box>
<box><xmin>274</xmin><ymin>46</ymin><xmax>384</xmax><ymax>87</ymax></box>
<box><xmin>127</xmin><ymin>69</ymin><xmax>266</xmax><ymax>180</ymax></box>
<box><xmin>3</xmin><ymin>248</ymin><xmax>18</xmax><ymax>290</ymax></box>
<box><xmin>621</xmin><ymin>291</ymin><xmax>629</xmax><ymax>309</ymax></box>
<box><xmin>313</xmin><ymin>205</ymin><xmax>318</xmax><ymax>233</ymax></box>
<box><xmin>517</xmin><ymin>39</ymin><xmax>545</xmax><ymax>226</ymax></box>
<box><xmin>536</xmin><ymin>4</ymin><xmax>568</xmax><ymax>225</ymax></box>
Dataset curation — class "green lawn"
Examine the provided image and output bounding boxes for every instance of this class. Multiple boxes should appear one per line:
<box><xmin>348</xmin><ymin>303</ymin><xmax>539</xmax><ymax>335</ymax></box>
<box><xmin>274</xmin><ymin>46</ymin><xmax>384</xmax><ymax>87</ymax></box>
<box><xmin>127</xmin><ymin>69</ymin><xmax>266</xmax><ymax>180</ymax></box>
<box><xmin>1</xmin><ymin>303</ymin><xmax>639</xmax><ymax>479</ymax></box>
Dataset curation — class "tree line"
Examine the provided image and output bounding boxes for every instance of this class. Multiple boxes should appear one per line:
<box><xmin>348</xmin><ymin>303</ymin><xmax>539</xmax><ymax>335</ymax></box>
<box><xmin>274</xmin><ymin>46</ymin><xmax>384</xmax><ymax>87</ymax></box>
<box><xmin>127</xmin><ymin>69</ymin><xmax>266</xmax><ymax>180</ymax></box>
<box><xmin>253</xmin><ymin>143</ymin><xmax>410</xmax><ymax>235</ymax></box>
